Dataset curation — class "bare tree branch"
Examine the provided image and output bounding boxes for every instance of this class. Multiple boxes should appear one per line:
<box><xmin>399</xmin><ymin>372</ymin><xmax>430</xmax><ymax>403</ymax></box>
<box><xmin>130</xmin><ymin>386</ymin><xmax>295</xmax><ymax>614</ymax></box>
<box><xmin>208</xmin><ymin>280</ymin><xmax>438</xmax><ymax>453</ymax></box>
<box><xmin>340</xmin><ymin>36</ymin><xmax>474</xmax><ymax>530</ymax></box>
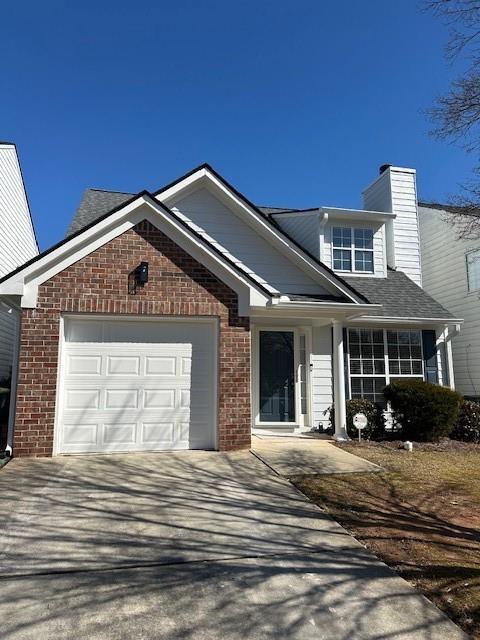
<box><xmin>425</xmin><ymin>0</ymin><xmax>480</xmax><ymax>238</ymax></box>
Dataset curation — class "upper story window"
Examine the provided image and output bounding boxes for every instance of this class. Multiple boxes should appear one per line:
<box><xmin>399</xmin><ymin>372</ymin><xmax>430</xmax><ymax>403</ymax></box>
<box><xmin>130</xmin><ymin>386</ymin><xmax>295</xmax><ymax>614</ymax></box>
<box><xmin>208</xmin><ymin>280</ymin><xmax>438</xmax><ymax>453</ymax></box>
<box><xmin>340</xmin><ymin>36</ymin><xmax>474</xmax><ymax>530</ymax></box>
<box><xmin>466</xmin><ymin>249</ymin><xmax>480</xmax><ymax>292</ymax></box>
<box><xmin>332</xmin><ymin>227</ymin><xmax>374</xmax><ymax>273</ymax></box>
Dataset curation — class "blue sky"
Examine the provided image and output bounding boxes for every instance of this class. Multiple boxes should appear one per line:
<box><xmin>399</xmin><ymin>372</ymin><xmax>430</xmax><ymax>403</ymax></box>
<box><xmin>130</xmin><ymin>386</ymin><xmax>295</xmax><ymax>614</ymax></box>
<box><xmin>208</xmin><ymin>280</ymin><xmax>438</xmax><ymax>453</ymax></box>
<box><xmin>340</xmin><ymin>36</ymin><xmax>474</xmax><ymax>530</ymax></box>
<box><xmin>1</xmin><ymin>0</ymin><xmax>473</xmax><ymax>250</ymax></box>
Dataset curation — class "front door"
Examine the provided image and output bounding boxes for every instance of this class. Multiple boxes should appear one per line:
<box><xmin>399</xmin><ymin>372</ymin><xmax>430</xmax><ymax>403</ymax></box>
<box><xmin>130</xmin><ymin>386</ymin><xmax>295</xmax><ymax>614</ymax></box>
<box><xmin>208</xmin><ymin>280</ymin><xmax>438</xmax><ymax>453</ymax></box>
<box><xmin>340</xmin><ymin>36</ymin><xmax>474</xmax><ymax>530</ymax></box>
<box><xmin>259</xmin><ymin>330</ymin><xmax>295</xmax><ymax>422</ymax></box>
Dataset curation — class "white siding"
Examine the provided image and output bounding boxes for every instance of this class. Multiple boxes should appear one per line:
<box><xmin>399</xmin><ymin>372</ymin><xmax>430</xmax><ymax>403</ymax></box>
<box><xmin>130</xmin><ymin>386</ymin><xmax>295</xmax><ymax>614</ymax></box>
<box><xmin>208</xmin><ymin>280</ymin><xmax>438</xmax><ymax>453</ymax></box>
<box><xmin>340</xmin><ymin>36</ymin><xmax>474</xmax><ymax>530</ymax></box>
<box><xmin>363</xmin><ymin>167</ymin><xmax>422</xmax><ymax>286</ymax></box>
<box><xmin>322</xmin><ymin>221</ymin><xmax>386</xmax><ymax>277</ymax></box>
<box><xmin>0</xmin><ymin>307</ymin><xmax>15</xmax><ymax>379</ymax></box>
<box><xmin>171</xmin><ymin>188</ymin><xmax>330</xmax><ymax>295</ymax></box>
<box><xmin>0</xmin><ymin>144</ymin><xmax>38</xmax><ymax>277</ymax></box>
<box><xmin>272</xmin><ymin>213</ymin><xmax>320</xmax><ymax>257</ymax></box>
<box><xmin>311</xmin><ymin>325</ymin><xmax>333</xmax><ymax>428</ymax></box>
<box><xmin>419</xmin><ymin>206</ymin><xmax>480</xmax><ymax>397</ymax></box>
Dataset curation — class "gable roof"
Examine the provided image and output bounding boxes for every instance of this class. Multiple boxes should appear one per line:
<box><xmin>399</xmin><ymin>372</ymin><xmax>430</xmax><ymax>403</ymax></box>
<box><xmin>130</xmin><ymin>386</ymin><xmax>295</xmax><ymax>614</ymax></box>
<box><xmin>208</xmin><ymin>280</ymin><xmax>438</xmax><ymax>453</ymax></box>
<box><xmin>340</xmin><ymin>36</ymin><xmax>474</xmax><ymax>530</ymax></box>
<box><xmin>342</xmin><ymin>268</ymin><xmax>453</xmax><ymax>319</ymax></box>
<box><xmin>68</xmin><ymin>188</ymin><xmax>134</xmax><ymax>235</ymax></box>
<box><xmin>64</xmin><ymin>164</ymin><xmax>369</xmax><ymax>304</ymax></box>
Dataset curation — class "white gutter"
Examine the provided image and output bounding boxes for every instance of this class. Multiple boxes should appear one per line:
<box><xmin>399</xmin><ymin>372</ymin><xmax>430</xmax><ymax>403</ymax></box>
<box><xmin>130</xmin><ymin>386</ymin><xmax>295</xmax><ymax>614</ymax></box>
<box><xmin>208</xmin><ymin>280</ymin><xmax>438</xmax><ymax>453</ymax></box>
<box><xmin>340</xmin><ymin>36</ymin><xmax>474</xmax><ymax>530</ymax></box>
<box><xmin>347</xmin><ymin>315</ymin><xmax>464</xmax><ymax>325</ymax></box>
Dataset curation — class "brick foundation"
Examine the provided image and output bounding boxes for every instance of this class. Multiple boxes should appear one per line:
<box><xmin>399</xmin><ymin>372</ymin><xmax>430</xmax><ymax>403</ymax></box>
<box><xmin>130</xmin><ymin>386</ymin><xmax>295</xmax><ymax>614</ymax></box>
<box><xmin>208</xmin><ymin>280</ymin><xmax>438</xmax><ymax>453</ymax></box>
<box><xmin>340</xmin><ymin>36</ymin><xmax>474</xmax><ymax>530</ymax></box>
<box><xmin>14</xmin><ymin>221</ymin><xmax>251</xmax><ymax>456</ymax></box>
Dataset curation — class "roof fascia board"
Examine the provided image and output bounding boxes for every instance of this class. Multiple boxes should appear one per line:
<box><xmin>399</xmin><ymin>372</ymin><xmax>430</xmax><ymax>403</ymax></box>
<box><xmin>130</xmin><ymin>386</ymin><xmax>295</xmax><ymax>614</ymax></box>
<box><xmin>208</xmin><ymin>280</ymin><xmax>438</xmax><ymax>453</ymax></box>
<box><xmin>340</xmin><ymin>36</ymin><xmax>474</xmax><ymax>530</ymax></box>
<box><xmin>1</xmin><ymin>195</ymin><xmax>270</xmax><ymax>312</ymax></box>
<box><xmin>320</xmin><ymin>207</ymin><xmax>396</xmax><ymax>222</ymax></box>
<box><xmin>155</xmin><ymin>165</ymin><xmax>368</xmax><ymax>305</ymax></box>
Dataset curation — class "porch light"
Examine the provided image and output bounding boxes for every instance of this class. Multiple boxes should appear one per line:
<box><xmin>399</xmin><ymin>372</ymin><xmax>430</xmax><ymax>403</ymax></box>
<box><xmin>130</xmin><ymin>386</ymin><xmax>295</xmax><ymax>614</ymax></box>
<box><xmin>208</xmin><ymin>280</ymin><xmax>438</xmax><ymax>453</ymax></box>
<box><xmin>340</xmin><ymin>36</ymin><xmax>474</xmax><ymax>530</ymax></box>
<box><xmin>137</xmin><ymin>262</ymin><xmax>149</xmax><ymax>285</ymax></box>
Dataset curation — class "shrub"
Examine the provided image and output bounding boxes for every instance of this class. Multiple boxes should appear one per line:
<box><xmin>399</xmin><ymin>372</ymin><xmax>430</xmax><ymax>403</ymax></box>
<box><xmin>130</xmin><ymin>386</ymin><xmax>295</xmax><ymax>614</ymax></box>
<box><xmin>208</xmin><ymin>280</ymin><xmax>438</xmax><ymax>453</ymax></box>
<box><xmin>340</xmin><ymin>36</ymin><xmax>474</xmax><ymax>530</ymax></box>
<box><xmin>383</xmin><ymin>379</ymin><xmax>462</xmax><ymax>442</ymax></box>
<box><xmin>324</xmin><ymin>399</ymin><xmax>385</xmax><ymax>440</ymax></box>
<box><xmin>451</xmin><ymin>400</ymin><xmax>480</xmax><ymax>443</ymax></box>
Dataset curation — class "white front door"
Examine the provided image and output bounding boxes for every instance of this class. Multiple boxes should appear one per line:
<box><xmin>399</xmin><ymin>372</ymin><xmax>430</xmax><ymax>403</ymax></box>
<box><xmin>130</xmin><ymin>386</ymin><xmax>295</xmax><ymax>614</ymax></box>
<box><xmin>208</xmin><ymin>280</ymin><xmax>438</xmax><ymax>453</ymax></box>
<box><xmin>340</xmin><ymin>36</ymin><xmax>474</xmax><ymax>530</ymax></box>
<box><xmin>56</xmin><ymin>317</ymin><xmax>217</xmax><ymax>454</ymax></box>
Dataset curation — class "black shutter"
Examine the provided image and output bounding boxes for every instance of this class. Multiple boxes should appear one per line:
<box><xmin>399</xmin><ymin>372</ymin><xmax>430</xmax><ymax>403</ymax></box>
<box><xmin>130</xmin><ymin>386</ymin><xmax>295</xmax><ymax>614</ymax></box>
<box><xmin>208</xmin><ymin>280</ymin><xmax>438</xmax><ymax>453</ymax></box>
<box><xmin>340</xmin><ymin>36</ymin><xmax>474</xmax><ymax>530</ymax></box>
<box><xmin>422</xmin><ymin>330</ymin><xmax>438</xmax><ymax>384</ymax></box>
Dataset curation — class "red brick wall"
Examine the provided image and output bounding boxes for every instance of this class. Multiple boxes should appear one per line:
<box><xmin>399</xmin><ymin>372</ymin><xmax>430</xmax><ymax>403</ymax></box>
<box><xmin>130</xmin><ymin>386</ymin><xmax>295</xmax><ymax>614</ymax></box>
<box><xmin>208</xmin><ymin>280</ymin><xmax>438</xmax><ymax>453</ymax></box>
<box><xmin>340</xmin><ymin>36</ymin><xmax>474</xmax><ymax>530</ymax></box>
<box><xmin>14</xmin><ymin>220</ymin><xmax>251</xmax><ymax>457</ymax></box>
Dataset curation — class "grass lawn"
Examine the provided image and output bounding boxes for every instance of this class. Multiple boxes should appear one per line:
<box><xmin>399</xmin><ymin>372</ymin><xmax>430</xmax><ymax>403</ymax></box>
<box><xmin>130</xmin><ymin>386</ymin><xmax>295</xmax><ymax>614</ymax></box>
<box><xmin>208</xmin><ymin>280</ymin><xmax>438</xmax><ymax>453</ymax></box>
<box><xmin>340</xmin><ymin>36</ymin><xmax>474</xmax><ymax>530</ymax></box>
<box><xmin>292</xmin><ymin>440</ymin><xmax>480</xmax><ymax>639</ymax></box>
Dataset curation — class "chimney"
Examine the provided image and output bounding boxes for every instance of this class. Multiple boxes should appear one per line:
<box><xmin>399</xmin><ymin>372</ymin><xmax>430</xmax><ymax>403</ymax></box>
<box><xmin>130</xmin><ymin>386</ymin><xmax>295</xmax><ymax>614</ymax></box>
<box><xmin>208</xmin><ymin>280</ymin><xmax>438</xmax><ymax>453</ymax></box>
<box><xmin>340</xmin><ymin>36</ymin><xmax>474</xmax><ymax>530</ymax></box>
<box><xmin>362</xmin><ymin>165</ymin><xmax>422</xmax><ymax>286</ymax></box>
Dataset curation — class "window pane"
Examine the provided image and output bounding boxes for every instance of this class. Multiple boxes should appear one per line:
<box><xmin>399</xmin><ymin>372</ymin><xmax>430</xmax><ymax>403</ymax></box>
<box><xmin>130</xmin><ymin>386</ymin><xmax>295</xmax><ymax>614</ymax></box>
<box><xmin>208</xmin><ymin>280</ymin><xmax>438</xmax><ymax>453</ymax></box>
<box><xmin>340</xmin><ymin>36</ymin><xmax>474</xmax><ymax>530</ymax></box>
<box><xmin>466</xmin><ymin>249</ymin><xmax>480</xmax><ymax>292</ymax></box>
<box><xmin>349</xmin><ymin>329</ymin><xmax>360</xmax><ymax>343</ymax></box>
<box><xmin>374</xmin><ymin>359</ymin><xmax>385</xmax><ymax>374</ymax></box>
<box><xmin>362</xmin><ymin>360</ymin><xmax>373</xmax><ymax>375</ymax></box>
<box><xmin>389</xmin><ymin>360</ymin><xmax>400</xmax><ymax>374</ymax></box>
<box><xmin>354</xmin><ymin>228</ymin><xmax>373</xmax><ymax>249</ymax></box>
<box><xmin>354</xmin><ymin>250</ymin><xmax>374</xmax><ymax>272</ymax></box>
<box><xmin>350</xmin><ymin>359</ymin><xmax>361</xmax><ymax>374</ymax></box>
<box><xmin>350</xmin><ymin>343</ymin><xmax>360</xmax><ymax>357</ymax></box>
<box><xmin>386</xmin><ymin>330</ymin><xmax>423</xmax><ymax>380</ymax></box>
<box><xmin>333</xmin><ymin>227</ymin><xmax>351</xmax><ymax>247</ymax></box>
<box><xmin>333</xmin><ymin>248</ymin><xmax>351</xmax><ymax>271</ymax></box>
<box><xmin>400</xmin><ymin>360</ymin><xmax>412</xmax><ymax>374</ymax></box>
<box><xmin>412</xmin><ymin>360</ymin><xmax>423</xmax><ymax>374</ymax></box>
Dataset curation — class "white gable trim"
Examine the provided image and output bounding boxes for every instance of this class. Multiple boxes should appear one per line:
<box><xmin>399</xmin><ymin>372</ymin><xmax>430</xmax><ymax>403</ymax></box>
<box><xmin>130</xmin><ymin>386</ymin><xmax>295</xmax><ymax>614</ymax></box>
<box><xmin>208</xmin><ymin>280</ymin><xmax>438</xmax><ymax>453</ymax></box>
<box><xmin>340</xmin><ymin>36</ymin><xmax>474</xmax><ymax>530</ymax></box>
<box><xmin>157</xmin><ymin>166</ymin><xmax>366</xmax><ymax>304</ymax></box>
<box><xmin>0</xmin><ymin>194</ymin><xmax>270</xmax><ymax>312</ymax></box>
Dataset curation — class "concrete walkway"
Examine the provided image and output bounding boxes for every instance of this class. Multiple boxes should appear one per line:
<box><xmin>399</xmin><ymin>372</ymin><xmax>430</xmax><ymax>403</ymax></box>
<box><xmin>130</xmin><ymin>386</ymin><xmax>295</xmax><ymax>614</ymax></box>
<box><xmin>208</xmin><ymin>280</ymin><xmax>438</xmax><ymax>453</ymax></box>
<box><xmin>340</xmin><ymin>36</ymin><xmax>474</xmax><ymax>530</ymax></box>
<box><xmin>0</xmin><ymin>451</ymin><xmax>465</xmax><ymax>639</ymax></box>
<box><xmin>252</xmin><ymin>435</ymin><xmax>382</xmax><ymax>477</ymax></box>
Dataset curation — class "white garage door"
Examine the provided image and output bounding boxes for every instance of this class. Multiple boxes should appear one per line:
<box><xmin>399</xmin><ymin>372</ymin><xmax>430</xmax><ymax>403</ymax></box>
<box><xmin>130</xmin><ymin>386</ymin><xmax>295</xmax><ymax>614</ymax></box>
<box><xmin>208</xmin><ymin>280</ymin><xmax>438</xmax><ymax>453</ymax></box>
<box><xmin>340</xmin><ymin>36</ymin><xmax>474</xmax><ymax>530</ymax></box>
<box><xmin>57</xmin><ymin>317</ymin><xmax>217</xmax><ymax>454</ymax></box>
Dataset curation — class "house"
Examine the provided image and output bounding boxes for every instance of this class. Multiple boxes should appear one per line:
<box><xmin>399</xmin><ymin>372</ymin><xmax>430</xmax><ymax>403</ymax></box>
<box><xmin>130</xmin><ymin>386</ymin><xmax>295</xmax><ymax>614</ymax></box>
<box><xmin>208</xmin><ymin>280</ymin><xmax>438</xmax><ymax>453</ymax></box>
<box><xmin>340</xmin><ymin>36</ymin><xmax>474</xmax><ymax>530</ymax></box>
<box><xmin>0</xmin><ymin>162</ymin><xmax>461</xmax><ymax>457</ymax></box>
<box><xmin>418</xmin><ymin>203</ymin><xmax>479</xmax><ymax>399</ymax></box>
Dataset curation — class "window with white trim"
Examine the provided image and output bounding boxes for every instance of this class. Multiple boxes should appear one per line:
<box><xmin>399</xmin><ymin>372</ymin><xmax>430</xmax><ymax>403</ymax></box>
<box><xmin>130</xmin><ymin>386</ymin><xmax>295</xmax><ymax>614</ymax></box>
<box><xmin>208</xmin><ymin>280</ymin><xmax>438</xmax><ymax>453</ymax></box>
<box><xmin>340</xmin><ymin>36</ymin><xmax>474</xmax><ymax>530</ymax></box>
<box><xmin>466</xmin><ymin>249</ymin><xmax>480</xmax><ymax>292</ymax></box>
<box><xmin>332</xmin><ymin>227</ymin><xmax>374</xmax><ymax>273</ymax></box>
<box><xmin>348</xmin><ymin>328</ymin><xmax>424</xmax><ymax>405</ymax></box>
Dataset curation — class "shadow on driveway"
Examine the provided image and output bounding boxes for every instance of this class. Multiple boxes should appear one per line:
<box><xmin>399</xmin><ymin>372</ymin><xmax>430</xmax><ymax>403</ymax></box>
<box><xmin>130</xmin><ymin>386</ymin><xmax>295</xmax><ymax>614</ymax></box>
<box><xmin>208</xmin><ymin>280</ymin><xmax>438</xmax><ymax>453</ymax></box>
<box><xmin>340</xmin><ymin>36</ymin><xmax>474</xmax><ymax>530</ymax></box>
<box><xmin>0</xmin><ymin>451</ymin><xmax>467</xmax><ymax>639</ymax></box>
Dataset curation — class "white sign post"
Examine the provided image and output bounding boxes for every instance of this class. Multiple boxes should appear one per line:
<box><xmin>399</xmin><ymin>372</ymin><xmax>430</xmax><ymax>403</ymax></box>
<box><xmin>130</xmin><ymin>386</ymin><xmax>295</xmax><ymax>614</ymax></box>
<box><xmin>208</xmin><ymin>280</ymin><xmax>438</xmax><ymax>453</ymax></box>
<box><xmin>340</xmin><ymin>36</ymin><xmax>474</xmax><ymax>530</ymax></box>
<box><xmin>353</xmin><ymin>412</ymin><xmax>368</xmax><ymax>442</ymax></box>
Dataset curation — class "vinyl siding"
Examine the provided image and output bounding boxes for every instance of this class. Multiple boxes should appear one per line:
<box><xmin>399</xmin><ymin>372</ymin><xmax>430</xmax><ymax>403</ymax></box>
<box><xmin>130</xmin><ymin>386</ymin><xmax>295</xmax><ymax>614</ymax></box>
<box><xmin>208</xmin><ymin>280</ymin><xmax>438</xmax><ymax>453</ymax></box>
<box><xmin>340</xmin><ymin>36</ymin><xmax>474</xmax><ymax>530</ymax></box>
<box><xmin>363</xmin><ymin>167</ymin><xmax>422</xmax><ymax>286</ymax></box>
<box><xmin>311</xmin><ymin>325</ymin><xmax>333</xmax><ymax>427</ymax></box>
<box><xmin>322</xmin><ymin>221</ymin><xmax>386</xmax><ymax>278</ymax></box>
<box><xmin>170</xmin><ymin>188</ymin><xmax>330</xmax><ymax>295</ymax></box>
<box><xmin>0</xmin><ymin>145</ymin><xmax>38</xmax><ymax>277</ymax></box>
<box><xmin>419</xmin><ymin>206</ymin><xmax>480</xmax><ymax>396</ymax></box>
<box><xmin>272</xmin><ymin>213</ymin><xmax>320</xmax><ymax>257</ymax></box>
<box><xmin>0</xmin><ymin>307</ymin><xmax>15</xmax><ymax>379</ymax></box>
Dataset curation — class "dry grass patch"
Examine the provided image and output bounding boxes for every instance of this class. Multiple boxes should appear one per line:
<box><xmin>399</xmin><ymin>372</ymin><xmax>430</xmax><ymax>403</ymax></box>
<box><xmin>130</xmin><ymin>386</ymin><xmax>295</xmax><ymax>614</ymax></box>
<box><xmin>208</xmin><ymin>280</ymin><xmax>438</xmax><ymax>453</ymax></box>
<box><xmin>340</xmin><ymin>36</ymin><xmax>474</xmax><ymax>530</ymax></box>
<box><xmin>292</xmin><ymin>441</ymin><xmax>480</xmax><ymax>639</ymax></box>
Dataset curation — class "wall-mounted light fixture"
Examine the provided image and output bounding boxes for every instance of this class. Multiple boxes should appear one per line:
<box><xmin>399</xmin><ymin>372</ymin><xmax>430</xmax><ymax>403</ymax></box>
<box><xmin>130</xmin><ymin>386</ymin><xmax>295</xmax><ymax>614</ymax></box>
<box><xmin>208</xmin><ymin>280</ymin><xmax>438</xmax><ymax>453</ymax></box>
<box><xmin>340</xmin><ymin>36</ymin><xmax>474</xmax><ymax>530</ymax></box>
<box><xmin>128</xmin><ymin>261</ymin><xmax>149</xmax><ymax>294</ymax></box>
<box><xmin>137</xmin><ymin>261</ymin><xmax>149</xmax><ymax>285</ymax></box>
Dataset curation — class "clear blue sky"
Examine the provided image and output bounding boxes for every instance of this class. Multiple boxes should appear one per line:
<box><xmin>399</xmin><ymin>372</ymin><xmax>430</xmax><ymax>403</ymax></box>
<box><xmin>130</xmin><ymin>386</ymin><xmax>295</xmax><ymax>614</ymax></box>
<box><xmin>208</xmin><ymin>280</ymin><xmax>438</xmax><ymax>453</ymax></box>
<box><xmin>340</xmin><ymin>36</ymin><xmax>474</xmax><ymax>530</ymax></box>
<box><xmin>1</xmin><ymin>0</ymin><xmax>473</xmax><ymax>250</ymax></box>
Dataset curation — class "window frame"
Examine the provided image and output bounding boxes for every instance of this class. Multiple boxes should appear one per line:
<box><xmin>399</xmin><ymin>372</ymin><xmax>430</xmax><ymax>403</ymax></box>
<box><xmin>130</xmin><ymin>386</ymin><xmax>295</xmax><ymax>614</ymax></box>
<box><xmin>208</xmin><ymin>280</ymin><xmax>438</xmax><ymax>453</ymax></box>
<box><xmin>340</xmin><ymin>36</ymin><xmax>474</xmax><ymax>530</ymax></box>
<box><xmin>466</xmin><ymin>248</ymin><xmax>480</xmax><ymax>293</ymax></box>
<box><xmin>346</xmin><ymin>328</ymin><xmax>425</xmax><ymax>404</ymax></box>
<box><xmin>332</xmin><ymin>226</ymin><xmax>375</xmax><ymax>274</ymax></box>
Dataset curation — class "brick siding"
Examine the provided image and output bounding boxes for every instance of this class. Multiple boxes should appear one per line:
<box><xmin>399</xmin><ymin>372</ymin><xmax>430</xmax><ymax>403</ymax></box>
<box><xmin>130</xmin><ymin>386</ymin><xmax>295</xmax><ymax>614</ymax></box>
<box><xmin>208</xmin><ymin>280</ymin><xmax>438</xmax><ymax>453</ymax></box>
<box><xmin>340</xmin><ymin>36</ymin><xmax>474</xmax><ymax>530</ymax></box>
<box><xmin>14</xmin><ymin>220</ymin><xmax>251</xmax><ymax>456</ymax></box>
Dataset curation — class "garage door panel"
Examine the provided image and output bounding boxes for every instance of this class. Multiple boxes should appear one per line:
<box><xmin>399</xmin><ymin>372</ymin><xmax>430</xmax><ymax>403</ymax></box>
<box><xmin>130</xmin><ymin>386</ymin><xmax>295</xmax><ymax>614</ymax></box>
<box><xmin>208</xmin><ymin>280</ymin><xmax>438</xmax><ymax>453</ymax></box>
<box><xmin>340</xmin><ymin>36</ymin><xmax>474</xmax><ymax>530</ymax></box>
<box><xmin>58</xmin><ymin>319</ymin><xmax>216</xmax><ymax>454</ymax></box>
<box><xmin>67</xmin><ymin>355</ymin><xmax>102</xmax><ymax>376</ymax></box>
<box><xmin>105</xmin><ymin>389</ymin><xmax>139</xmax><ymax>409</ymax></box>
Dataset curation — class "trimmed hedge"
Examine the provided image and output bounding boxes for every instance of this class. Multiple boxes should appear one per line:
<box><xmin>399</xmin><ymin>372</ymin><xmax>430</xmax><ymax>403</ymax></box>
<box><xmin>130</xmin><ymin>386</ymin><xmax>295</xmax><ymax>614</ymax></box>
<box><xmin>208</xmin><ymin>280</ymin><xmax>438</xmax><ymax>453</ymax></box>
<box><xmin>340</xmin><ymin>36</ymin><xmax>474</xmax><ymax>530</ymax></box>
<box><xmin>451</xmin><ymin>400</ymin><xmax>480</xmax><ymax>443</ymax></box>
<box><xmin>383</xmin><ymin>379</ymin><xmax>462</xmax><ymax>442</ymax></box>
<box><xmin>326</xmin><ymin>399</ymin><xmax>385</xmax><ymax>440</ymax></box>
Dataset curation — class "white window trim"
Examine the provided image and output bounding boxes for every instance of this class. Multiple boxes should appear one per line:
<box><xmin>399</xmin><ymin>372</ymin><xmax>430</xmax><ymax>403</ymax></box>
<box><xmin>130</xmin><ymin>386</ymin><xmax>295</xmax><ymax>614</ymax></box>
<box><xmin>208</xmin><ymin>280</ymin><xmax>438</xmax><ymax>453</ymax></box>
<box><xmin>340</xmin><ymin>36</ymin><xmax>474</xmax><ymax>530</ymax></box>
<box><xmin>465</xmin><ymin>247</ymin><xmax>480</xmax><ymax>293</ymax></box>
<box><xmin>346</xmin><ymin>329</ymin><xmax>425</xmax><ymax>402</ymax></box>
<box><xmin>332</xmin><ymin>226</ymin><xmax>374</xmax><ymax>274</ymax></box>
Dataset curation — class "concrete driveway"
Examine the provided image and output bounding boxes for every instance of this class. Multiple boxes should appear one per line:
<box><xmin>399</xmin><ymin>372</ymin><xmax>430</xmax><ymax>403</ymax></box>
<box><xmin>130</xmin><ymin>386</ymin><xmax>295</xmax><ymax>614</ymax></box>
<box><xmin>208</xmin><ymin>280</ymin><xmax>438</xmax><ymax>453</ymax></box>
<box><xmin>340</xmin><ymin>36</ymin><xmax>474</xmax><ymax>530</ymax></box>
<box><xmin>0</xmin><ymin>451</ymin><xmax>466</xmax><ymax>640</ymax></box>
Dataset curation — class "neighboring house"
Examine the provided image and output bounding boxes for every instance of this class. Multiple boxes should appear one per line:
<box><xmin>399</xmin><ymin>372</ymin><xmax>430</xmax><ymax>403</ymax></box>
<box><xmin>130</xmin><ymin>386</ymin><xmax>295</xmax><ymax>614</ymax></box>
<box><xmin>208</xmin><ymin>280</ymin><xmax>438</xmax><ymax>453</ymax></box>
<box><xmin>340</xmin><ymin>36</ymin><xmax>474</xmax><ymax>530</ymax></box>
<box><xmin>0</xmin><ymin>163</ymin><xmax>460</xmax><ymax>457</ymax></box>
<box><xmin>0</xmin><ymin>143</ymin><xmax>38</xmax><ymax>380</ymax></box>
<box><xmin>418</xmin><ymin>203</ymin><xmax>479</xmax><ymax>399</ymax></box>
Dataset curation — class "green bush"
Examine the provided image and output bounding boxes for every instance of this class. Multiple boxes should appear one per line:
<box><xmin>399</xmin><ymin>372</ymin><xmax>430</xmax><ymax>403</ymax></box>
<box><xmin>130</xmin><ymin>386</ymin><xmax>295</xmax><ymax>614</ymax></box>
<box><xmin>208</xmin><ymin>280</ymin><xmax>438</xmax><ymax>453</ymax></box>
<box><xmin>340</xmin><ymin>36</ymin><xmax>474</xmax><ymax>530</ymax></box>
<box><xmin>451</xmin><ymin>400</ymin><xmax>480</xmax><ymax>443</ymax></box>
<box><xmin>325</xmin><ymin>399</ymin><xmax>385</xmax><ymax>440</ymax></box>
<box><xmin>383</xmin><ymin>379</ymin><xmax>462</xmax><ymax>442</ymax></box>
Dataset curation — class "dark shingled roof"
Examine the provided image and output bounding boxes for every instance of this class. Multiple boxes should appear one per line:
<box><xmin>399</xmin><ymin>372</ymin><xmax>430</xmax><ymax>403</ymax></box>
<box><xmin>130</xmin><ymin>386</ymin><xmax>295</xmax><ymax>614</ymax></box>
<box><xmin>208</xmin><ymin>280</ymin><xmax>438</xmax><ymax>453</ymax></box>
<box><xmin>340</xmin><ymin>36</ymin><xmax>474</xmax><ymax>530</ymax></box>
<box><xmin>66</xmin><ymin>188</ymin><xmax>453</xmax><ymax>320</ymax></box>
<box><xmin>68</xmin><ymin>188</ymin><xmax>134</xmax><ymax>236</ymax></box>
<box><xmin>342</xmin><ymin>269</ymin><xmax>453</xmax><ymax>319</ymax></box>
